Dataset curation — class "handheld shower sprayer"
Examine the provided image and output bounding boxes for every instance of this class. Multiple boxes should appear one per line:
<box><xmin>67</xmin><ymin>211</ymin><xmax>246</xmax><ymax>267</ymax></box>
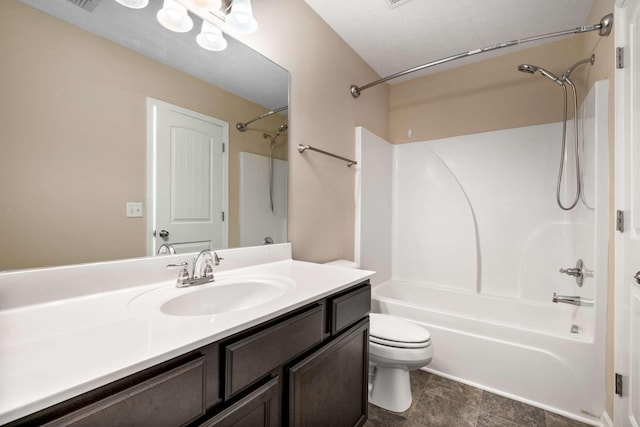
<box><xmin>517</xmin><ymin>64</ymin><xmax>563</xmax><ymax>85</ymax></box>
<box><xmin>516</xmin><ymin>55</ymin><xmax>595</xmax><ymax>211</ymax></box>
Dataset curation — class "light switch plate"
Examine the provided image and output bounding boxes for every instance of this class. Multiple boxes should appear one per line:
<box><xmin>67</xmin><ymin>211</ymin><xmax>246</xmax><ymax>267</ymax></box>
<box><xmin>126</xmin><ymin>202</ymin><xmax>143</xmax><ymax>218</ymax></box>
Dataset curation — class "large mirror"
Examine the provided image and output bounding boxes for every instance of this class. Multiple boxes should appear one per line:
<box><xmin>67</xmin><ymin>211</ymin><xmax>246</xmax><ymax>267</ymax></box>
<box><xmin>1</xmin><ymin>0</ymin><xmax>289</xmax><ymax>271</ymax></box>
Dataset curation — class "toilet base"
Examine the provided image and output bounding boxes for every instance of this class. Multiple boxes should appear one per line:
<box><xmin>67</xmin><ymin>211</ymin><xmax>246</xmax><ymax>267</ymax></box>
<box><xmin>368</xmin><ymin>365</ymin><xmax>412</xmax><ymax>412</ymax></box>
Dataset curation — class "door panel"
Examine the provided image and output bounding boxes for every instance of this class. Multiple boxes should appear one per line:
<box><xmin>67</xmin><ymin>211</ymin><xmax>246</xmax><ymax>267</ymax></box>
<box><xmin>147</xmin><ymin>98</ymin><xmax>228</xmax><ymax>255</ymax></box>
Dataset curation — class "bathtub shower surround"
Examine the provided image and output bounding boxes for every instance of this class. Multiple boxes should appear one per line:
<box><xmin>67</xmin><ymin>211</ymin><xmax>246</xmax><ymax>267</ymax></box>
<box><xmin>355</xmin><ymin>80</ymin><xmax>609</xmax><ymax>424</ymax></box>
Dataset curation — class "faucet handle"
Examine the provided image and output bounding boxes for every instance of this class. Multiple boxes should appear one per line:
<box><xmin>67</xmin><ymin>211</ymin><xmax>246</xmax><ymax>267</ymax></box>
<box><xmin>203</xmin><ymin>260</ymin><xmax>214</xmax><ymax>279</ymax></box>
<box><xmin>166</xmin><ymin>262</ymin><xmax>188</xmax><ymax>269</ymax></box>
<box><xmin>166</xmin><ymin>262</ymin><xmax>191</xmax><ymax>286</ymax></box>
<box><xmin>559</xmin><ymin>259</ymin><xmax>585</xmax><ymax>287</ymax></box>
<box><xmin>213</xmin><ymin>251</ymin><xmax>223</xmax><ymax>266</ymax></box>
<box><xmin>559</xmin><ymin>267</ymin><xmax>580</xmax><ymax>276</ymax></box>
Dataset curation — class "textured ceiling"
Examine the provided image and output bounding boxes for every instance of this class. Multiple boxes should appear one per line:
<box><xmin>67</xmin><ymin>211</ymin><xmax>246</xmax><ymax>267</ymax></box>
<box><xmin>17</xmin><ymin>0</ymin><xmax>289</xmax><ymax>110</ymax></box>
<box><xmin>304</xmin><ymin>0</ymin><xmax>595</xmax><ymax>83</ymax></box>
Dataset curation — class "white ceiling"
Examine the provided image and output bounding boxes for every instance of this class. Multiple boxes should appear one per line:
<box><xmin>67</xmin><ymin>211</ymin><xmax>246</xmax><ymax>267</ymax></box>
<box><xmin>304</xmin><ymin>0</ymin><xmax>595</xmax><ymax>83</ymax></box>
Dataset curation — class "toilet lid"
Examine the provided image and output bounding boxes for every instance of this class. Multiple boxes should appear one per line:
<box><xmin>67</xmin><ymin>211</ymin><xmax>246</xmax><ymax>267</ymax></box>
<box><xmin>369</xmin><ymin>313</ymin><xmax>431</xmax><ymax>347</ymax></box>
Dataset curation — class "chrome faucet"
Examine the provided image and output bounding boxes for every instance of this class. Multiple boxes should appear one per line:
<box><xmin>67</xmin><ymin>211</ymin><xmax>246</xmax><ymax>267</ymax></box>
<box><xmin>552</xmin><ymin>293</ymin><xmax>581</xmax><ymax>306</ymax></box>
<box><xmin>157</xmin><ymin>243</ymin><xmax>176</xmax><ymax>255</ymax></box>
<box><xmin>167</xmin><ymin>249</ymin><xmax>223</xmax><ymax>288</ymax></box>
<box><xmin>552</xmin><ymin>293</ymin><xmax>594</xmax><ymax>307</ymax></box>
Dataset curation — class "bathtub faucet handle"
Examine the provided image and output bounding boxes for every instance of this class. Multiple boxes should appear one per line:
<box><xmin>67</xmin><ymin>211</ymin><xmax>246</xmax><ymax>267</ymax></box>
<box><xmin>559</xmin><ymin>259</ymin><xmax>584</xmax><ymax>287</ymax></box>
<box><xmin>559</xmin><ymin>267</ymin><xmax>581</xmax><ymax>276</ymax></box>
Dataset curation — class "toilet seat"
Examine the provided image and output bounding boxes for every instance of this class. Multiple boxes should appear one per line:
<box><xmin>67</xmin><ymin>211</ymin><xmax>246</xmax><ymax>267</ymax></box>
<box><xmin>370</xmin><ymin>335</ymin><xmax>431</xmax><ymax>349</ymax></box>
<box><xmin>369</xmin><ymin>313</ymin><xmax>431</xmax><ymax>349</ymax></box>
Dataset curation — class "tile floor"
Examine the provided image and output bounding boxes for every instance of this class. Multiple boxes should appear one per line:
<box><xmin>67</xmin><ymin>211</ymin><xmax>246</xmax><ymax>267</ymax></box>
<box><xmin>364</xmin><ymin>370</ymin><xmax>593</xmax><ymax>427</ymax></box>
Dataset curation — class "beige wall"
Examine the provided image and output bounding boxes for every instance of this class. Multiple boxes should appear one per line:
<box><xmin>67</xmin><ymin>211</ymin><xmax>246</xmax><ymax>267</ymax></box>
<box><xmin>389</xmin><ymin>36</ymin><xmax>589</xmax><ymax>143</ymax></box>
<box><xmin>230</xmin><ymin>0</ymin><xmax>390</xmax><ymax>263</ymax></box>
<box><xmin>388</xmin><ymin>0</ymin><xmax>616</xmax><ymax>418</ymax></box>
<box><xmin>0</xmin><ymin>0</ymin><xmax>288</xmax><ymax>270</ymax></box>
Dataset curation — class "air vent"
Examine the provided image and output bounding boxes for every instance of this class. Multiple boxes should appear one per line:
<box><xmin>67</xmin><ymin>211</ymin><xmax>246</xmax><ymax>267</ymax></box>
<box><xmin>66</xmin><ymin>0</ymin><xmax>102</xmax><ymax>12</ymax></box>
<box><xmin>386</xmin><ymin>0</ymin><xmax>413</xmax><ymax>8</ymax></box>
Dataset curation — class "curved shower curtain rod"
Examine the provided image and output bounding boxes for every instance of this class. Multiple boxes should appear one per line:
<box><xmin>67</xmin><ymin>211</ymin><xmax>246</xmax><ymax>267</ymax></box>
<box><xmin>236</xmin><ymin>106</ymin><xmax>288</xmax><ymax>132</ymax></box>
<box><xmin>350</xmin><ymin>14</ymin><xmax>613</xmax><ymax>98</ymax></box>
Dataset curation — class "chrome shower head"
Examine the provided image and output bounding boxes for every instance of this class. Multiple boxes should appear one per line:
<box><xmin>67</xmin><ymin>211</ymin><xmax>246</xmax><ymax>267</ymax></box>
<box><xmin>517</xmin><ymin>64</ymin><xmax>563</xmax><ymax>85</ymax></box>
<box><xmin>278</xmin><ymin>123</ymin><xmax>288</xmax><ymax>132</ymax></box>
<box><xmin>517</xmin><ymin>64</ymin><xmax>538</xmax><ymax>74</ymax></box>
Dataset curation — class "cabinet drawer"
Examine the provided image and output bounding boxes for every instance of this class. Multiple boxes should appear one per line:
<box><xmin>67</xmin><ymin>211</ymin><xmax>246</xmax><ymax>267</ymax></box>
<box><xmin>45</xmin><ymin>356</ymin><xmax>205</xmax><ymax>427</ymax></box>
<box><xmin>225</xmin><ymin>305</ymin><xmax>324</xmax><ymax>398</ymax></box>
<box><xmin>331</xmin><ymin>284</ymin><xmax>371</xmax><ymax>334</ymax></box>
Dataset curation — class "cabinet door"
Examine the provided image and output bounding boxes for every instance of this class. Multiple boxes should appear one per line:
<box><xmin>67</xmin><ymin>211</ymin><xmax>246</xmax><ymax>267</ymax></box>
<box><xmin>288</xmin><ymin>319</ymin><xmax>369</xmax><ymax>427</ymax></box>
<box><xmin>199</xmin><ymin>377</ymin><xmax>279</xmax><ymax>427</ymax></box>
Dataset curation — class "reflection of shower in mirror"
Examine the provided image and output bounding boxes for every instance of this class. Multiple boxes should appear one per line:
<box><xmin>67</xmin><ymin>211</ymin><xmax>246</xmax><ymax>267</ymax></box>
<box><xmin>263</xmin><ymin>125</ymin><xmax>289</xmax><ymax>213</ymax></box>
<box><xmin>236</xmin><ymin>106</ymin><xmax>288</xmax><ymax>133</ymax></box>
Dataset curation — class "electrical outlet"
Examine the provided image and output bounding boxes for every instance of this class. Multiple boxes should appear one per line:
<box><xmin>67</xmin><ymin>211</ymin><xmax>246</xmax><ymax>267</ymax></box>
<box><xmin>126</xmin><ymin>202</ymin><xmax>143</xmax><ymax>218</ymax></box>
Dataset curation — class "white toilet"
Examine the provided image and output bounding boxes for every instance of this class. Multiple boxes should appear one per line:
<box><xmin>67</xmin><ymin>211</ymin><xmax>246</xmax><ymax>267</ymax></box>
<box><xmin>323</xmin><ymin>260</ymin><xmax>433</xmax><ymax>413</ymax></box>
<box><xmin>368</xmin><ymin>313</ymin><xmax>433</xmax><ymax>412</ymax></box>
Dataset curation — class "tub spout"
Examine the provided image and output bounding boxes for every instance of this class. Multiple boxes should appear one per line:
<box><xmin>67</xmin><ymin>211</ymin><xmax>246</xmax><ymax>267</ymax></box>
<box><xmin>552</xmin><ymin>293</ymin><xmax>594</xmax><ymax>307</ymax></box>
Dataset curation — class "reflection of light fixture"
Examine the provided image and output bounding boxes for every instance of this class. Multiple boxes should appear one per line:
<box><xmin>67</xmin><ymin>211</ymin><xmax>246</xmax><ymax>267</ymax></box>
<box><xmin>227</xmin><ymin>0</ymin><xmax>258</xmax><ymax>34</ymax></box>
<box><xmin>113</xmin><ymin>0</ymin><xmax>149</xmax><ymax>8</ymax></box>
<box><xmin>196</xmin><ymin>20</ymin><xmax>228</xmax><ymax>51</ymax></box>
<box><xmin>190</xmin><ymin>0</ymin><xmax>222</xmax><ymax>9</ymax></box>
<box><xmin>157</xmin><ymin>0</ymin><xmax>194</xmax><ymax>33</ymax></box>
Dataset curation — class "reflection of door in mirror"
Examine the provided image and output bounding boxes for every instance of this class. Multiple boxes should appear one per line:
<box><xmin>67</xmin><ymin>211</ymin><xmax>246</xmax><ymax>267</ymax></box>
<box><xmin>147</xmin><ymin>98</ymin><xmax>229</xmax><ymax>255</ymax></box>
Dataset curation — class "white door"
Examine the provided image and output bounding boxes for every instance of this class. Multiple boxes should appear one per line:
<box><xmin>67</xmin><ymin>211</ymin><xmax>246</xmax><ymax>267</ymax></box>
<box><xmin>147</xmin><ymin>98</ymin><xmax>228</xmax><ymax>255</ymax></box>
<box><xmin>615</xmin><ymin>0</ymin><xmax>640</xmax><ymax>425</ymax></box>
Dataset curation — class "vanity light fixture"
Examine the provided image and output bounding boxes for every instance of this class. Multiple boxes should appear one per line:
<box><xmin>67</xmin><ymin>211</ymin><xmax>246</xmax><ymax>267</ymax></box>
<box><xmin>113</xmin><ymin>0</ymin><xmax>149</xmax><ymax>8</ymax></box>
<box><xmin>157</xmin><ymin>0</ymin><xmax>194</xmax><ymax>33</ymax></box>
<box><xmin>196</xmin><ymin>20</ymin><xmax>228</xmax><ymax>51</ymax></box>
<box><xmin>190</xmin><ymin>0</ymin><xmax>223</xmax><ymax>9</ymax></box>
<box><xmin>226</xmin><ymin>0</ymin><xmax>258</xmax><ymax>34</ymax></box>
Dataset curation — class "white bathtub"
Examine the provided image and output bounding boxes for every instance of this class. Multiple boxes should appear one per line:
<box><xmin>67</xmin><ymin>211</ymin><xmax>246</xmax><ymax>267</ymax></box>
<box><xmin>372</xmin><ymin>279</ymin><xmax>602</xmax><ymax>426</ymax></box>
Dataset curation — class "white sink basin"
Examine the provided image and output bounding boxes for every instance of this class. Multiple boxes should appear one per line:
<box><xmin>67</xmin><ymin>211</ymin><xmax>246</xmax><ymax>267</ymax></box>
<box><xmin>161</xmin><ymin>280</ymin><xmax>288</xmax><ymax>316</ymax></box>
<box><xmin>128</xmin><ymin>276</ymin><xmax>294</xmax><ymax>317</ymax></box>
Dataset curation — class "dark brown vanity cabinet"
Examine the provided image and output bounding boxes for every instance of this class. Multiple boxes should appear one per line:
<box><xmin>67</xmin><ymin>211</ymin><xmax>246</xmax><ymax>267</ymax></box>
<box><xmin>288</xmin><ymin>319</ymin><xmax>369</xmax><ymax>427</ymax></box>
<box><xmin>7</xmin><ymin>281</ymin><xmax>370</xmax><ymax>427</ymax></box>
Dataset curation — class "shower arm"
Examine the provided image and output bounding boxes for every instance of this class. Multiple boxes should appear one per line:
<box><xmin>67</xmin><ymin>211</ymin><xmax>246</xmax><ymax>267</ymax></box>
<box><xmin>236</xmin><ymin>106</ymin><xmax>288</xmax><ymax>132</ymax></box>
<box><xmin>350</xmin><ymin>14</ymin><xmax>613</xmax><ymax>98</ymax></box>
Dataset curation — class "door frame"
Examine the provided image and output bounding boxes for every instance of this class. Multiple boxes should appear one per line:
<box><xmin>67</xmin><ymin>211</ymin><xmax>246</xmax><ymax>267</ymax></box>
<box><xmin>146</xmin><ymin>97</ymin><xmax>229</xmax><ymax>256</ymax></box>
<box><xmin>614</xmin><ymin>0</ymin><xmax>638</xmax><ymax>424</ymax></box>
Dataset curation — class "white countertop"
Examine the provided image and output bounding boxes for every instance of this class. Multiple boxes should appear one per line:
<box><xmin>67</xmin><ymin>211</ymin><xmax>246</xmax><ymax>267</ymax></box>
<box><xmin>0</xmin><ymin>248</ymin><xmax>373</xmax><ymax>424</ymax></box>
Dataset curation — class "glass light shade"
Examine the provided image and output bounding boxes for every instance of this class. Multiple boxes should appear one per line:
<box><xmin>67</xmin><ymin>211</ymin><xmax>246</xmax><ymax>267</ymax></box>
<box><xmin>196</xmin><ymin>21</ymin><xmax>228</xmax><ymax>51</ymax></box>
<box><xmin>113</xmin><ymin>0</ymin><xmax>149</xmax><ymax>8</ymax></box>
<box><xmin>190</xmin><ymin>0</ymin><xmax>222</xmax><ymax>10</ymax></box>
<box><xmin>226</xmin><ymin>0</ymin><xmax>258</xmax><ymax>34</ymax></box>
<box><xmin>157</xmin><ymin>0</ymin><xmax>194</xmax><ymax>33</ymax></box>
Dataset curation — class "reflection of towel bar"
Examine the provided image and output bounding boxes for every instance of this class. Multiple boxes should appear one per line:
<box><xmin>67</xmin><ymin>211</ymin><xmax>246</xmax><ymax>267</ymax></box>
<box><xmin>297</xmin><ymin>144</ymin><xmax>357</xmax><ymax>167</ymax></box>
